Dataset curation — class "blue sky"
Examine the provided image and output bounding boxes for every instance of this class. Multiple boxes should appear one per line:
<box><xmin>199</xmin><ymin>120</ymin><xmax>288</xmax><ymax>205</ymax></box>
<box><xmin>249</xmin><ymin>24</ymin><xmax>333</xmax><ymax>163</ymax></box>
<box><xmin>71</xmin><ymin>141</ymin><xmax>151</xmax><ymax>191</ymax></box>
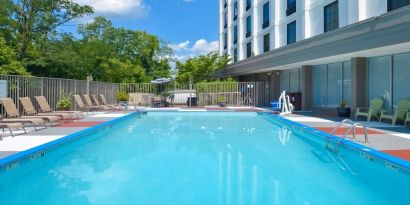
<box><xmin>71</xmin><ymin>0</ymin><xmax>220</xmax><ymax>61</ymax></box>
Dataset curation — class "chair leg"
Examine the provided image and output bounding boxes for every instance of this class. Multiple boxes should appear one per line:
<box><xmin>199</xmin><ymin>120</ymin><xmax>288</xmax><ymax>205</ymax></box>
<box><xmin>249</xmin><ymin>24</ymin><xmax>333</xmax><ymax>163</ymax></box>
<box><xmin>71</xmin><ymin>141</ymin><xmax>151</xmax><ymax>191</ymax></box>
<box><xmin>9</xmin><ymin>128</ymin><xmax>14</xmax><ymax>137</ymax></box>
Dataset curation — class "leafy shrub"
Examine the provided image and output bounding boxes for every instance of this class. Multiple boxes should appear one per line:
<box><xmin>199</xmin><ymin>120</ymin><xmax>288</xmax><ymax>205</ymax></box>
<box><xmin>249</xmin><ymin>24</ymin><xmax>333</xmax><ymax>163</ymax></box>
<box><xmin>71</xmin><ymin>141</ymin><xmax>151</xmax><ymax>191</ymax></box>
<box><xmin>116</xmin><ymin>91</ymin><xmax>129</xmax><ymax>101</ymax></box>
<box><xmin>56</xmin><ymin>93</ymin><xmax>72</xmax><ymax>110</ymax></box>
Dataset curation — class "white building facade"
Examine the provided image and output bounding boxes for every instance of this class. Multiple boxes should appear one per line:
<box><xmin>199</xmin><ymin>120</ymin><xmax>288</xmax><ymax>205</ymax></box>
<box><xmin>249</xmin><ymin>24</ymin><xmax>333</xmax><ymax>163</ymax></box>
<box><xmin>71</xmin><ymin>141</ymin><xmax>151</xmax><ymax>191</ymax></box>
<box><xmin>220</xmin><ymin>0</ymin><xmax>396</xmax><ymax>62</ymax></box>
<box><xmin>219</xmin><ymin>0</ymin><xmax>410</xmax><ymax>115</ymax></box>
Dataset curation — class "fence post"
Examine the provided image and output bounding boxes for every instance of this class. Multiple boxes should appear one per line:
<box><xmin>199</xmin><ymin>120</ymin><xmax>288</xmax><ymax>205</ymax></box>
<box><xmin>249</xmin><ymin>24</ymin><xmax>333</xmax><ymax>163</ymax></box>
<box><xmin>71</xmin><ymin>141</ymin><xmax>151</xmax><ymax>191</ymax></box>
<box><xmin>86</xmin><ymin>75</ymin><xmax>90</xmax><ymax>96</ymax></box>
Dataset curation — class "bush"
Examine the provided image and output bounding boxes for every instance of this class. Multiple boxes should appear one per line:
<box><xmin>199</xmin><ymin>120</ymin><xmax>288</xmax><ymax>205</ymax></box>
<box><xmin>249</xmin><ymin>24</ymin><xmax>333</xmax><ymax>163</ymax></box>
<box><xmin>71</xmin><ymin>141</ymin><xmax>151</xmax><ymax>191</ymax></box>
<box><xmin>56</xmin><ymin>93</ymin><xmax>72</xmax><ymax>110</ymax></box>
<box><xmin>217</xmin><ymin>96</ymin><xmax>226</xmax><ymax>102</ymax></box>
<box><xmin>116</xmin><ymin>91</ymin><xmax>129</xmax><ymax>101</ymax></box>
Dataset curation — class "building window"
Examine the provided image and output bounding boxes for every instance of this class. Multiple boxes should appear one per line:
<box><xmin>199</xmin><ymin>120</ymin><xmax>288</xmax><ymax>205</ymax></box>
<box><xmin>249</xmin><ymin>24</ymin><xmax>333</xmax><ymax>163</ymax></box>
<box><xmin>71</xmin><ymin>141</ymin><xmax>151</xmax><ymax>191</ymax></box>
<box><xmin>324</xmin><ymin>1</ymin><xmax>339</xmax><ymax>33</ymax></box>
<box><xmin>224</xmin><ymin>33</ymin><xmax>228</xmax><ymax>49</ymax></box>
<box><xmin>312</xmin><ymin>62</ymin><xmax>351</xmax><ymax>107</ymax></box>
<box><xmin>263</xmin><ymin>33</ymin><xmax>270</xmax><ymax>53</ymax></box>
<box><xmin>368</xmin><ymin>56</ymin><xmax>391</xmax><ymax>110</ymax></box>
<box><xmin>388</xmin><ymin>0</ymin><xmax>410</xmax><ymax>11</ymax></box>
<box><xmin>280</xmin><ymin>69</ymin><xmax>300</xmax><ymax>92</ymax></box>
<box><xmin>286</xmin><ymin>0</ymin><xmax>296</xmax><ymax>16</ymax></box>
<box><xmin>262</xmin><ymin>2</ymin><xmax>270</xmax><ymax>29</ymax></box>
<box><xmin>246</xmin><ymin>0</ymin><xmax>252</xmax><ymax>11</ymax></box>
<box><xmin>224</xmin><ymin>12</ymin><xmax>227</xmax><ymax>29</ymax></box>
<box><xmin>233</xmin><ymin>2</ymin><xmax>238</xmax><ymax>21</ymax></box>
<box><xmin>234</xmin><ymin>48</ymin><xmax>238</xmax><ymax>62</ymax></box>
<box><xmin>246</xmin><ymin>42</ymin><xmax>252</xmax><ymax>58</ymax></box>
<box><xmin>392</xmin><ymin>53</ymin><xmax>410</xmax><ymax>109</ymax></box>
<box><xmin>224</xmin><ymin>0</ymin><xmax>227</xmax><ymax>8</ymax></box>
<box><xmin>246</xmin><ymin>15</ymin><xmax>252</xmax><ymax>38</ymax></box>
<box><xmin>287</xmin><ymin>21</ymin><xmax>296</xmax><ymax>45</ymax></box>
<box><xmin>233</xmin><ymin>25</ymin><xmax>238</xmax><ymax>44</ymax></box>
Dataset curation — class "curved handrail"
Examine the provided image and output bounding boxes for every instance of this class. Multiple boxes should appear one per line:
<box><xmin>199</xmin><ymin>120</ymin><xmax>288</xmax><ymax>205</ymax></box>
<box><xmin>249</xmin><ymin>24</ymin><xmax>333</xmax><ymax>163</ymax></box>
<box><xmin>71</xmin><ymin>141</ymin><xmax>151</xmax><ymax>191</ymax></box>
<box><xmin>326</xmin><ymin>119</ymin><xmax>354</xmax><ymax>147</ymax></box>
<box><xmin>326</xmin><ymin>119</ymin><xmax>369</xmax><ymax>154</ymax></box>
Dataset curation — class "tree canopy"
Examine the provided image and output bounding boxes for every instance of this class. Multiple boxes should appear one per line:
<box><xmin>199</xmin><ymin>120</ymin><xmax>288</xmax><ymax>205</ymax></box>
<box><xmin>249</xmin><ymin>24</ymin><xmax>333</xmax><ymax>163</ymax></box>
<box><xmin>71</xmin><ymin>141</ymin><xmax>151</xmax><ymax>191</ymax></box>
<box><xmin>0</xmin><ymin>37</ymin><xmax>30</xmax><ymax>75</ymax></box>
<box><xmin>0</xmin><ymin>1</ymin><xmax>173</xmax><ymax>83</ymax></box>
<box><xmin>175</xmin><ymin>52</ymin><xmax>230</xmax><ymax>84</ymax></box>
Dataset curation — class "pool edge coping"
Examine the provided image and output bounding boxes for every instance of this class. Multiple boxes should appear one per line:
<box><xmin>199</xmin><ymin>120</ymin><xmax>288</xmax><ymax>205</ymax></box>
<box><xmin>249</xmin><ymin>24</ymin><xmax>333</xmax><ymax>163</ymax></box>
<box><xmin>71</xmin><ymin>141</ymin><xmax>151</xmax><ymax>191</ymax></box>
<box><xmin>261</xmin><ymin>113</ymin><xmax>410</xmax><ymax>171</ymax></box>
<box><xmin>0</xmin><ymin>112</ymin><xmax>139</xmax><ymax>169</ymax></box>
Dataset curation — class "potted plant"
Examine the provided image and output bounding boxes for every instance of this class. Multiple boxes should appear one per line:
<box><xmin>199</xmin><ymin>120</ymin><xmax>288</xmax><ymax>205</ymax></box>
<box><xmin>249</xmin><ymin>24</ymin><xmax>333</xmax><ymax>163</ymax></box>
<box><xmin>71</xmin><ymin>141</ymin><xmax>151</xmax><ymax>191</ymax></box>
<box><xmin>56</xmin><ymin>93</ymin><xmax>72</xmax><ymax>111</ymax></box>
<box><xmin>337</xmin><ymin>100</ymin><xmax>351</xmax><ymax>117</ymax></box>
<box><xmin>217</xmin><ymin>96</ymin><xmax>227</xmax><ymax>107</ymax></box>
<box><xmin>116</xmin><ymin>91</ymin><xmax>129</xmax><ymax>103</ymax></box>
<box><xmin>116</xmin><ymin>91</ymin><xmax>129</xmax><ymax>110</ymax></box>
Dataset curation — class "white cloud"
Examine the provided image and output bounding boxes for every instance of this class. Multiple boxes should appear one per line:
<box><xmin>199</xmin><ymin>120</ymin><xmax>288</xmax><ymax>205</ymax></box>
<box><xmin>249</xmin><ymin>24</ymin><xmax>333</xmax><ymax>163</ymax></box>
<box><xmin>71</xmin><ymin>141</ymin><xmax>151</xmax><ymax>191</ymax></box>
<box><xmin>191</xmin><ymin>39</ymin><xmax>219</xmax><ymax>55</ymax></box>
<box><xmin>168</xmin><ymin>39</ymin><xmax>219</xmax><ymax>69</ymax></box>
<box><xmin>168</xmin><ymin>39</ymin><xmax>219</xmax><ymax>61</ymax></box>
<box><xmin>168</xmin><ymin>41</ymin><xmax>190</xmax><ymax>52</ymax></box>
<box><xmin>73</xmin><ymin>0</ymin><xmax>149</xmax><ymax>18</ymax></box>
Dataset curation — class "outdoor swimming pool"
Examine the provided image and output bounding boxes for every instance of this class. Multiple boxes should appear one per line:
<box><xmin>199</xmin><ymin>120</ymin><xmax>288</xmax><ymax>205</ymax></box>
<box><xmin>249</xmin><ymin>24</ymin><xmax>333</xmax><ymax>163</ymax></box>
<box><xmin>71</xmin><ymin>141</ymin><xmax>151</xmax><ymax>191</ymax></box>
<box><xmin>0</xmin><ymin>112</ymin><xmax>409</xmax><ymax>205</ymax></box>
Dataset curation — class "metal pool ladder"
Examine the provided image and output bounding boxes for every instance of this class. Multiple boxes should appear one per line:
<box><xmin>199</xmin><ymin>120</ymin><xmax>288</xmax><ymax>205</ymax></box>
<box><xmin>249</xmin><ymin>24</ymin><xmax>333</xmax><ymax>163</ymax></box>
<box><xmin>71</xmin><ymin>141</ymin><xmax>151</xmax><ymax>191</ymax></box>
<box><xmin>326</xmin><ymin>119</ymin><xmax>368</xmax><ymax>154</ymax></box>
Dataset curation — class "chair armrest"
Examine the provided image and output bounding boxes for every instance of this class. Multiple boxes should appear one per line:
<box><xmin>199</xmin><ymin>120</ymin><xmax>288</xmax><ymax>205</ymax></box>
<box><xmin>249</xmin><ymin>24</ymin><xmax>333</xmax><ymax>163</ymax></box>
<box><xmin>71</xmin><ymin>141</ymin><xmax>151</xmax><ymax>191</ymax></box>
<box><xmin>356</xmin><ymin>108</ymin><xmax>369</xmax><ymax>113</ymax></box>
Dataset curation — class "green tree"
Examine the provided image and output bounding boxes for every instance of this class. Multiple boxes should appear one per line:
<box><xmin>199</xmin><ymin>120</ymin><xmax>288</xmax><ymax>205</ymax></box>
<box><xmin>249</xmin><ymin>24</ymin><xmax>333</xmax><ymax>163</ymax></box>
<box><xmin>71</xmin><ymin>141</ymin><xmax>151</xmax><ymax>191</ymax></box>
<box><xmin>1</xmin><ymin>0</ymin><xmax>93</xmax><ymax>60</ymax></box>
<box><xmin>77</xmin><ymin>16</ymin><xmax>172</xmax><ymax>81</ymax></box>
<box><xmin>176</xmin><ymin>52</ymin><xmax>230</xmax><ymax>83</ymax></box>
<box><xmin>100</xmin><ymin>58</ymin><xmax>147</xmax><ymax>83</ymax></box>
<box><xmin>0</xmin><ymin>37</ymin><xmax>30</xmax><ymax>75</ymax></box>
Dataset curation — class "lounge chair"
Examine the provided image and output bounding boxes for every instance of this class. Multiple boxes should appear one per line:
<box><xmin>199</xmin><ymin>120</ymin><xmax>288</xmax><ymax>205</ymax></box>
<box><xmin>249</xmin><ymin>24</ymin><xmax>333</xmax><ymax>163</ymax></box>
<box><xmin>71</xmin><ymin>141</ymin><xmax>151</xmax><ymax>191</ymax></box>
<box><xmin>99</xmin><ymin>94</ymin><xmax>120</xmax><ymax>109</ymax></box>
<box><xmin>0</xmin><ymin>98</ymin><xmax>45</xmax><ymax>130</ymax></box>
<box><xmin>73</xmin><ymin>95</ymin><xmax>90</xmax><ymax>112</ymax></box>
<box><xmin>83</xmin><ymin>95</ymin><xmax>105</xmax><ymax>111</ymax></box>
<box><xmin>1</xmin><ymin>98</ymin><xmax>59</xmax><ymax>125</ymax></box>
<box><xmin>405</xmin><ymin>112</ymin><xmax>410</xmax><ymax>127</ymax></box>
<box><xmin>0</xmin><ymin>121</ymin><xmax>26</xmax><ymax>139</ymax></box>
<box><xmin>20</xmin><ymin>97</ymin><xmax>72</xmax><ymax>120</ymax></box>
<box><xmin>91</xmin><ymin>95</ymin><xmax>117</xmax><ymax>111</ymax></box>
<box><xmin>380</xmin><ymin>99</ymin><xmax>410</xmax><ymax>125</ymax></box>
<box><xmin>34</xmin><ymin>96</ymin><xmax>83</xmax><ymax>119</ymax></box>
<box><xmin>355</xmin><ymin>98</ymin><xmax>384</xmax><ymax>121</ymax></box>
<box><xmin>151</xmin><ymin>96</ymin><xmax>162</xmax><ymax>108</ymax></box>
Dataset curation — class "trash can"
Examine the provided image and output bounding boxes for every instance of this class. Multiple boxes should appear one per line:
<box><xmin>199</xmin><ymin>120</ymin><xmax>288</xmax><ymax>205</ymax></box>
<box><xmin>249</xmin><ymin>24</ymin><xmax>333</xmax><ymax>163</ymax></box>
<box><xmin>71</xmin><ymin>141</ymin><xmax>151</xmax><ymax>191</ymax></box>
<box><xmin>187</xmin><ymin>97</ymin><xmax>197</xmax><ymax>107</ymax></box>
<box><xmin>289</xmin><ymin>92</ymin><xmax>302</xmax><ymax>111</ymax></box>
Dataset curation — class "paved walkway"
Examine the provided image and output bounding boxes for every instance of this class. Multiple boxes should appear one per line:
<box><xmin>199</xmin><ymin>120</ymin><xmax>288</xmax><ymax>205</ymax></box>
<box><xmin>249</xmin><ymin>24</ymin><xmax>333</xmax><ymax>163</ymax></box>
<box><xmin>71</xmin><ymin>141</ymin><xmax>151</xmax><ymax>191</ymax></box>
<box><xmin>0</xmin><ymin>112</ymin><xmax>130</xmax><ymax>159</ymax></box>
<box><xmin>283</xmin><ymin>113</ymin><xmax>410</xmax><ymax>161</ymax></box>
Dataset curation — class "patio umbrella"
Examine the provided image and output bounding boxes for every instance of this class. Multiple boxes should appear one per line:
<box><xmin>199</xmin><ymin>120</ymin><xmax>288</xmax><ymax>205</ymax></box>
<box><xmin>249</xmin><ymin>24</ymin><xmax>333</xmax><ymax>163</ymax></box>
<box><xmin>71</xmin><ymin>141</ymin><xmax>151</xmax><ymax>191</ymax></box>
<box><xmin>150</xmin><ymin>78</ymin><xmax>171</xmax><ymax>95</ymax></box>
<box><xmin>150</xmin><ymin>78</ymin><xmax>171</xmax><ymax>84</ymax></box>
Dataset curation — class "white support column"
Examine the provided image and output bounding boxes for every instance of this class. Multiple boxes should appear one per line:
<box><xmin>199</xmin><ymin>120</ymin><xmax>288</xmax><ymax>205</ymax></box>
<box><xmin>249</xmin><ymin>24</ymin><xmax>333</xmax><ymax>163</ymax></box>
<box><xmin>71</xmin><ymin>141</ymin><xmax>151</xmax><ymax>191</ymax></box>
<box><xmin>238</xmin><ymin>0</ymin><xmax>246</xmax><ymax>60</ymax></box>
<box><xmin>252</xmin><ymin>0</ymin><xmax>261</xmax><ymax>56</ymax></box>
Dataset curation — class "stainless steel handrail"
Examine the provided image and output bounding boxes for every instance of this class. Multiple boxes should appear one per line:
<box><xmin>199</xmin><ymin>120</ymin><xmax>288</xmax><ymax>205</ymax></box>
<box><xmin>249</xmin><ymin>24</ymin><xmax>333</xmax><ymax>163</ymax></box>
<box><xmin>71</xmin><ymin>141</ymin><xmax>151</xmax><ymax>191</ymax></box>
<box><xmin>326</xmin><ymin>120</ymin><xmax>369</xmax><ymax>154</ymax></box>
<box><xmin>326</xmin><ymin>119</ymin><xmax>354</xmax><ymax>148</ymax></box>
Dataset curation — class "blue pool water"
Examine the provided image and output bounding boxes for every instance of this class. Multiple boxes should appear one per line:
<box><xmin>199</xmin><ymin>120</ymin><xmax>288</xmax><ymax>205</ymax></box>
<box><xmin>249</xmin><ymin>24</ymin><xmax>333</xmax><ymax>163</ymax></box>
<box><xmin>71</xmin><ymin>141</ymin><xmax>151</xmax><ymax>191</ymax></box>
<box><xmin>0</xmin><ymin>112</ymin><xmax>409</xmax><ymax>205</ymax></box>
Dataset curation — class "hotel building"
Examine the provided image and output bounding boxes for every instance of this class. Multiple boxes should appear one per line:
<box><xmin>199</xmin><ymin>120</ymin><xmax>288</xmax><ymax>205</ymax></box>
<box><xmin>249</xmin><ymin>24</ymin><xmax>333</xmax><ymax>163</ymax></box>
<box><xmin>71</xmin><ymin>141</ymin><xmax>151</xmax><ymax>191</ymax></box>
<box><xmin>219</xmin><ymin>0</ymin><xmax>410</xmax><ymax>112</ymax></box>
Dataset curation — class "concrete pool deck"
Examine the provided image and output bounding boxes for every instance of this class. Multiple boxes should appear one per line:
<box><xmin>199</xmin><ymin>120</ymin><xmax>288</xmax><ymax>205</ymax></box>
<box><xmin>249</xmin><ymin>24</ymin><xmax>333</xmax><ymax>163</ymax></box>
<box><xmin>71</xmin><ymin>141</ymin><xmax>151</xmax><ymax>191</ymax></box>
<box><xmin>283</xmin><ymin>112</ymin><xmax>410</xmax><ymax>161</ymax></box>
<box><xmin>0</xmin><ymin>107</ymin><xmax>409</xmax><ymax>163</ymax></box>
<box><xmin>0</xmin><ymin>111</ymin><xmax>132</xmax><ymax>159</ymax></box>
